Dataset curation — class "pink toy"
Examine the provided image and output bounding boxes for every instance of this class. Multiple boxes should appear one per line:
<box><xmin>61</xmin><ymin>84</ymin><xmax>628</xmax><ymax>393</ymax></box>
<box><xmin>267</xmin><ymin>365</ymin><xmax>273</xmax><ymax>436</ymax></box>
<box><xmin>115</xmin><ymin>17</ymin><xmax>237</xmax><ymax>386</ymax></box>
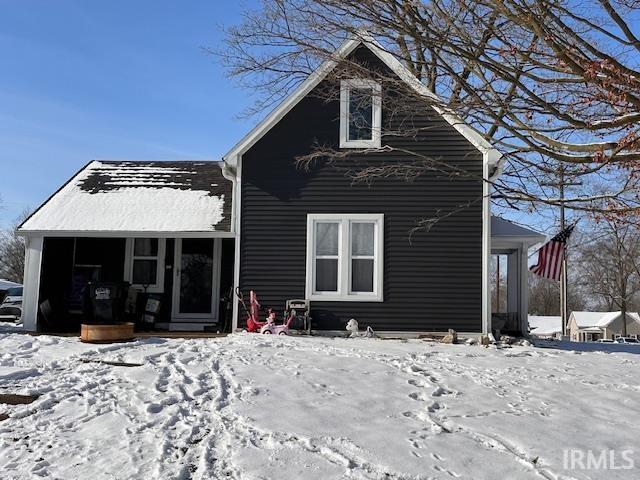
<box><xmin>236</xmin><ymin>289</ymin><xmax>294</xmax><ymax>335</ymax></box>
<box><xmin>260</xmin><ymin>308</ymin><xmax>293</xmax><ymax>335</ymax></box>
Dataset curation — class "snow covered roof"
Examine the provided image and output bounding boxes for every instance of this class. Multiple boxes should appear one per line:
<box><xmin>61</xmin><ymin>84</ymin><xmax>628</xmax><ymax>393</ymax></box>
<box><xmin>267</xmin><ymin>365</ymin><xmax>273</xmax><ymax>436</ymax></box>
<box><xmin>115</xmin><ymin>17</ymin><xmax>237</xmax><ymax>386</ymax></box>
<box><xmin>628</xmin><ymin>312</ymin><xmax>640</xmax><ymax>325</ymax></box>
<box><xmin>570</xmin><ymin>311</ymin><xmax>623</xmax><ymax>328</ymax></box>
<box><xmin>0</xmin><ymin>279</ymin><xmax>21</xmax><ymax>290</ymax></box>
<box><xmin>528</xmin><ymin>315</ymin><xmax>562</xmax><ymax>336</ymax></box>
<box><xmin>19</xmin><ymin>161</ymin><xmax>232</xmax><ymax>234</ymax></box>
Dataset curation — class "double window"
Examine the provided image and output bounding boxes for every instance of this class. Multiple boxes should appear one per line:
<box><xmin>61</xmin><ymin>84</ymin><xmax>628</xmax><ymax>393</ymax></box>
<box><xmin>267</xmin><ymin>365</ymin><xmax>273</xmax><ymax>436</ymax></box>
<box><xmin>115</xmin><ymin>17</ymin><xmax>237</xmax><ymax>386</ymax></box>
<box><xmin>339</xmin><ymin>79</ymin><xmax>382</xmax><ymax>148</ymax></box>
<box><xmin>306</xmin><ymin>214</ymin><xmax>383</xmax><ymax>301</ymax></box>
<box><xmin>125</xmin><ymin>238</ymin><xmax>166</xmax><ymax>292</ymax></box>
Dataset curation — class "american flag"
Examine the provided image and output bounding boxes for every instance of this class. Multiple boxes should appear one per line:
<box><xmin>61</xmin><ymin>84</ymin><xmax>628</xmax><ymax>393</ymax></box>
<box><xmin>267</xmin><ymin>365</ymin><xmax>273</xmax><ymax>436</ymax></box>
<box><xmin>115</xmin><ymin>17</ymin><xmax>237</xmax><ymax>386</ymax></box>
<box><xmin>529</xmin><ymin>224</ymin><xmax>575</xmax><ymax>281</ymax></box>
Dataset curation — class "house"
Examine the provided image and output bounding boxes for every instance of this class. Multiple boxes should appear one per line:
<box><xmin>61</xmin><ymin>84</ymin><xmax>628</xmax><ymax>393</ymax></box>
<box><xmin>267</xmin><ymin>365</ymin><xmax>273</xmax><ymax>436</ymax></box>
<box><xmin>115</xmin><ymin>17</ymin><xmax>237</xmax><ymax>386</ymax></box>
<box><xmin>528</xmin><ymin>315</ymin><xmax>562</xmax><ymax>339</ymax></box>
<box><xmin>568</xmin><ymin>311</ymin><xmax>640</xmax><ymax>342</ymax></box>
<box><xmin>18</xmin><ymin>33</ymin><xmax>544</xmax><ymax>335</ymax></box>
<box><xmin>0</xmin><ymin>279</ymin><xmax>21</xmax><ymax>299</ymax></box>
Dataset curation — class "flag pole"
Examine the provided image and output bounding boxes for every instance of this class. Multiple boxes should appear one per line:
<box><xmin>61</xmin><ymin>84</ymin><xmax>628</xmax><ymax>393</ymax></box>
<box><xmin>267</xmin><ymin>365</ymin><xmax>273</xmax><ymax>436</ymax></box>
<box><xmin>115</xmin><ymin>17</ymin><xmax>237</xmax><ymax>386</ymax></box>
<box><xmin>559</xmin><ymin>168</ymin><xmax>568</xmax><ymax>337</ymax></box>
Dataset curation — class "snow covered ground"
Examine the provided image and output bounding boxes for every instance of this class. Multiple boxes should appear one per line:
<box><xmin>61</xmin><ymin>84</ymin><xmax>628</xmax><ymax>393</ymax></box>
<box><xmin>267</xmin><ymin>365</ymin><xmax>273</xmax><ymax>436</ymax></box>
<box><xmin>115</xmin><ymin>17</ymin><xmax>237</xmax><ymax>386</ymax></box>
<box><xmin>1</xmin><ymin>327</ymin><xmax>639</xmax><ymax>479</ymax></box>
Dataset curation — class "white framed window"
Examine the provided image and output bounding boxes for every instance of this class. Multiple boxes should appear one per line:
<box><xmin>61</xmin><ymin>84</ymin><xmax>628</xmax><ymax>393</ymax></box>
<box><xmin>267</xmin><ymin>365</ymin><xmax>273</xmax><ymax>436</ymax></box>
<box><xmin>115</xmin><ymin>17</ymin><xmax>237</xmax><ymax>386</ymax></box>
<box><xmin>124</xmin><ymin>238</ymin><xmax>166</xmax><ymax>293</ymax></box>
<box><xmin>306</xmin><ymin>214</ymin><xmax>383</xmax><ymax>301</ymax></box>
<box><xmin>339</xmin><ymin>79</ymin><xmax>382</xmax><ymax>149</ymax></box>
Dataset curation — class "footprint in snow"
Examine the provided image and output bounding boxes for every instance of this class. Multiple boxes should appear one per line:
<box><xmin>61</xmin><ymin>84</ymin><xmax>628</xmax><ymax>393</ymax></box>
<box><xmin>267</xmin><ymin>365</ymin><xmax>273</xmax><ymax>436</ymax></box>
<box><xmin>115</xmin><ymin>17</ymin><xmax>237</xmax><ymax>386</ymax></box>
<box><xmin>431</xmin><ymin>386</ymin><xmax>453</xmax><ymax>397</ymax></box>
<box><xmin>147</xmin><ymin>403</ymin><xmax>163</xmax><ymax>414</ymax></box>
<box><xmin>433</xmin><ymin>464</ymin><xmax>461</xmax><ymax>477</ymax></box>
<box><xmin>408</xmin><ymin>391</ymin><xmax>430</xmax><ymax>402</ymax></box>
<box><xmin>407</xmin><ymin>379</ymin><xmax>427</xmax><ymax>388</ymax></box>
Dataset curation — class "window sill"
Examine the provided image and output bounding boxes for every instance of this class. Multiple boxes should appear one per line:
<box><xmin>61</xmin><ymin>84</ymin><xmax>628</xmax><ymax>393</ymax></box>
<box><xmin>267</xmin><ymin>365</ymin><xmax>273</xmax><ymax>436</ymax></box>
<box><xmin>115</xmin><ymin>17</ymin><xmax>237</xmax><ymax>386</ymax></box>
<box><xmin>339</xmin><ymin>139</ymin><xmax>381</xmax><ymax>149</ymax></box>
<box><xmin>307</xmin><ymin>294</ymin><xmax>383</xmax><ymax>302</ymax></box>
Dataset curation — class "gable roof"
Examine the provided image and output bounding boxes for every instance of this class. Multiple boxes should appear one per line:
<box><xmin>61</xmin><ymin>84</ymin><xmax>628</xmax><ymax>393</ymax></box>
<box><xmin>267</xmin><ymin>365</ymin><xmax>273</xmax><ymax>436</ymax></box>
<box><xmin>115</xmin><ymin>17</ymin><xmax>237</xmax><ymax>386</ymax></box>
<box><xmin>19</xmin><ymin>161</ymin><xmax>233</xmax><ymax>234</ymax></box>
<box><xmin>223</xmin><ymin>32</ymin><xmax>502</xmax><ymax>173</ymax></box>
<box><xmin>570</xmin><ymin>311</ymin><xmax>624</xmax><ymax>329</ymax></box>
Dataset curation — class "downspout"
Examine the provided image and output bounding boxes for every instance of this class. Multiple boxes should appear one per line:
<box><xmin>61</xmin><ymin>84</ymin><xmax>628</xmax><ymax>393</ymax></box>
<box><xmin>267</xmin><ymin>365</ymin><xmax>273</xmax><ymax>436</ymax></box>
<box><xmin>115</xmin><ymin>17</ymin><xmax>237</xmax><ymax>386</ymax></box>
<box><xmin>221</xmin><ymin>156</ymin><xmax>241</xmax><ymax>332</ymax></box>
<box><xmin>482</xmin><ymin>156</ymin><xmax>491</xmax><ymax>335</ymax></box>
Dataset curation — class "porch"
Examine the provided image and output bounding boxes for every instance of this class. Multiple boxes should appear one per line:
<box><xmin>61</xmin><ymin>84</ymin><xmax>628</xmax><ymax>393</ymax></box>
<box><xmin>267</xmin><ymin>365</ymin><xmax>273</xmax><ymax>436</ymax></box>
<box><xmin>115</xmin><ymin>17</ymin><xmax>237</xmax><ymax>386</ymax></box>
<box><xmin>18</xmin><ymin>161</ymin><xmax>235</xmax><ymax>333</ymax></box>
<box><xmin>575</xmin><ymin>327</ymin><xmax>604</xmax><ymax>342</ymax></box>
<box><xmin>31</xmin><ymin>235</ymin><xmax>235</xmax><ymax>333</ymax></box>
<box><xmin>490</xmin><ymin>217</ymin><xmax>545</xmax><ymax>335</ymax></box>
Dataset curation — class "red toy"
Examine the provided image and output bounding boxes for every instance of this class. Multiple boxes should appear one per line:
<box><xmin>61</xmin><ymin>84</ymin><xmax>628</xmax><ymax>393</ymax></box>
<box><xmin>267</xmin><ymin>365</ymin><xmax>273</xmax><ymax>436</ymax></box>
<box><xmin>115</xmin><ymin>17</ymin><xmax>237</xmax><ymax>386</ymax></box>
<box><xmin>236</xmin><ymin>289</ymin><xmax>294</xmax><ymax>335</ymax></box>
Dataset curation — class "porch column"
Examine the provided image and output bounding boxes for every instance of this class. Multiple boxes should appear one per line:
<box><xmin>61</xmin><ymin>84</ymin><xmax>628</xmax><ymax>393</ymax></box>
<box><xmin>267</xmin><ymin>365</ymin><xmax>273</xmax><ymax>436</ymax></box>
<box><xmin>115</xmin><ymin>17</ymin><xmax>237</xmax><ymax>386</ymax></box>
<box><xmin>506</xmin><ymin>251</ymin><xmax>519</xmax><ymax>314</ymax></box>
<box><xmin>22</xmin><ymin>235</ymin><xmax>44</xmax><ymax>331</ymax></box>
<box><xmin>519</xmin><ymin>244</ymin><xmax>530</xmax><ymax>334</ymax></box>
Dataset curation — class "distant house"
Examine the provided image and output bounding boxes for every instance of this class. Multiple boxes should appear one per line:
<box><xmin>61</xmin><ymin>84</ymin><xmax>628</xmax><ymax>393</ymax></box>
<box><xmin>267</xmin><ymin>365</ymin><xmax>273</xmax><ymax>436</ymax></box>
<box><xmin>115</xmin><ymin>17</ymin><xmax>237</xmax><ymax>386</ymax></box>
<box><xmin>568</xmin><ymin>311</ymin><xmax>640</xmax><ymax>341</ymax></box>
<box><xmin>17</xmin><ymin>33</ymin><xmax>544</xmax><ymax>335</ymax></box>
<box><xmin>0</xmin><ymin>279</ymin><xmax>21</xmax><ymax>304</ymax></box>
<box><xmin>528</xmin><ymin>315</ymin><xmax>562</xmax><ymax>339</ymax></box>
<box><xmin>0</xmin><ymin>279</ymin><xmax>21</xmax><ymax>292</ymax></box>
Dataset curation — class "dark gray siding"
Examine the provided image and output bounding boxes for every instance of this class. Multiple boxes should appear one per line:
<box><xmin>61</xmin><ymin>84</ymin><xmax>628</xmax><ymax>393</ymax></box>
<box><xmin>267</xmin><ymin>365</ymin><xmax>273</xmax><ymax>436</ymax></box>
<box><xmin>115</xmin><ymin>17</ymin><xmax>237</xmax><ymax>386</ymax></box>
<box><xmin>239</xmin><ymin>46</ymin><xmax>484</xmax><ymax>332</ymax></box>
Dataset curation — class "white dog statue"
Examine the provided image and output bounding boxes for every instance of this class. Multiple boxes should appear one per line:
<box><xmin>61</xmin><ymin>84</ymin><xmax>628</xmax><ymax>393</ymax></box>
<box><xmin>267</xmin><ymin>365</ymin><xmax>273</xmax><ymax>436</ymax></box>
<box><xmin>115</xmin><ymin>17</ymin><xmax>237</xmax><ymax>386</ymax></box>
<box><xmin>346</xmin><ymin>318</ymin><xmax>376</xmax><ymax>338</ymax></box>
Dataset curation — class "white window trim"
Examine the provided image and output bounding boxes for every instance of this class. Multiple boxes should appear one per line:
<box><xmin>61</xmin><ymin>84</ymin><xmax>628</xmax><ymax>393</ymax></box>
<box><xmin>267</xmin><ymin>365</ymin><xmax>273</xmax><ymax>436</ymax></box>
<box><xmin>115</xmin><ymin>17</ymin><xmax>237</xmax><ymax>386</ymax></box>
<box><xmin>124</xmin><ymin>238</ymin><xmax>166</xmax><ymax>293</ymax></box>
<box><xmin>306</xmin><ymin>213</ymin><xmax>384</xmax><ymax>302</ymax></box>
<box><xmin>339</xmin><ymin>79</ymin><xmax>382</xmax><ymax>149</ymax></box>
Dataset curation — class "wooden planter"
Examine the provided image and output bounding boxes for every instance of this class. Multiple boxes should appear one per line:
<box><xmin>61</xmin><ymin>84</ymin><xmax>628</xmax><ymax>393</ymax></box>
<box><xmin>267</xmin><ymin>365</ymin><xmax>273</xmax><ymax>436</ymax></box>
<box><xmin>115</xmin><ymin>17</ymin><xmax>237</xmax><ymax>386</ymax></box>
<box><xmin>80</xmin><ymin>323</ymin><xmax>135</xmax><ymax>343</ymax></box>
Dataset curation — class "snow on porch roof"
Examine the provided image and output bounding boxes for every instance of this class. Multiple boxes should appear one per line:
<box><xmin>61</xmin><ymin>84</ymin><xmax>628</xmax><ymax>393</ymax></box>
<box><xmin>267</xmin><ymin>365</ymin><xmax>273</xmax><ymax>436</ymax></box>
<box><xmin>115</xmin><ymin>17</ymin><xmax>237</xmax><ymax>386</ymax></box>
<box><xmin>19</xmin><ymin>161</ymin><xmax>233</xmax><ymax>234</ymax></box>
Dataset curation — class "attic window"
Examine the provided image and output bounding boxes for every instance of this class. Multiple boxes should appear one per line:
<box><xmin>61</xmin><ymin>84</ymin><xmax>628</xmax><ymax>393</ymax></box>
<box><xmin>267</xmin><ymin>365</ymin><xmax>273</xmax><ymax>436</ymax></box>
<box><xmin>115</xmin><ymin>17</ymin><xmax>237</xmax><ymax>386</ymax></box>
<box><xmin>339</xmin><ymin>79</ymin><xmax>381</xmax><ymax>148</ymax></box>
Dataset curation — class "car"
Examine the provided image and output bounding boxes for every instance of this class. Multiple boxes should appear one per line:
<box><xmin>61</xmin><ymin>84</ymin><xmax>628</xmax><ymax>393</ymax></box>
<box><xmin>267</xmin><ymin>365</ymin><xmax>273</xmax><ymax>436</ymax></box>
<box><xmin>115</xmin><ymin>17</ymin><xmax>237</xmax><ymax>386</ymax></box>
<box><xmin>0</xmin><ymin>286</ymin><xmax>23</xmax><ymax>323</ymax></box>
<box><xmin>613</xmin><ymin>336</ymin><xmax>640</xmax><ymax>345</ymax></box>
<box><xmin>596</xmin><ymin>338</ymin><xmax>614</xmax><ymax>343</ymax></box>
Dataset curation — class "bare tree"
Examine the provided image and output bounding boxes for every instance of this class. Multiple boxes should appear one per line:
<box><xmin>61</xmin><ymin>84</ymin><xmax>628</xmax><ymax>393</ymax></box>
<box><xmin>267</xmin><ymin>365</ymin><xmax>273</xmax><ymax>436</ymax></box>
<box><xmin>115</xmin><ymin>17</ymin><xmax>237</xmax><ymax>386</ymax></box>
<box><xmin>0</xmin><ymin>212</ymin><xmax>29</xmax><ymax>284</ymax></box>
<box><xmin>219</xmin><ymin>0</ymin><xmax>640</xmax><ymax>224</ymax></box>
<box><xmin>575</xmin><ymin>218</ymin><xmax>640</xmax><ymax>335</ymax></box>
<box><xmin>528</xmin><ymin>273</ymin><xmax>585</xmax><ymax>315</ymax></box>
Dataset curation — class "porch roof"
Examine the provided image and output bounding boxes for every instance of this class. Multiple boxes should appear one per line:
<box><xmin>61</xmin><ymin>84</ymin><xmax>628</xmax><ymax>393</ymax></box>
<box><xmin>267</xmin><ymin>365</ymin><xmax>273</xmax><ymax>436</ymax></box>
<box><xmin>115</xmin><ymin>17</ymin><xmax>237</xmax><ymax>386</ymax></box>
<box><xmin>19</xmin><ymin>161</ymin><xmax>233</xmax><ymax>235</ymax></box>
<box><xmin>491</xmin><ymin>216</ymin><xmax>545</xmax><ymax>246</ymax></box>
<box><xmin>578</xmin><ymin>326</ymin><xmax>605</xmax><ymax>333</ymax></box>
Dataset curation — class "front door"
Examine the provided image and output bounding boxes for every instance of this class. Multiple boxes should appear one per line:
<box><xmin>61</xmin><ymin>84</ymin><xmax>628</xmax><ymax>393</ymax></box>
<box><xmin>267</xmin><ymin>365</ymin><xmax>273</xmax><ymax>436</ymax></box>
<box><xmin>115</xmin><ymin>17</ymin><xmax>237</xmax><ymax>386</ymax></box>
<box><xmin>172</xmin><ymin>238</ymin><xmax>221</xmax><ymax>325</ymax></box>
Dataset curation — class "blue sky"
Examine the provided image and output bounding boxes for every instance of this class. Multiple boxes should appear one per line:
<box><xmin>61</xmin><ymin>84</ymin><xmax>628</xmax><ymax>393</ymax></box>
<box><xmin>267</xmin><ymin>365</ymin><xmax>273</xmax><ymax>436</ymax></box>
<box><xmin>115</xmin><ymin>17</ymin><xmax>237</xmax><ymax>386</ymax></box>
<box><xmin>0</xmin><ymin>1</ymin><xmax>550</xmax><ymax>235</ymax></box>
<box><xmin>0</xmin><ymin>0</ymin><xmax>259</xmax><ymax>228</ymax></box>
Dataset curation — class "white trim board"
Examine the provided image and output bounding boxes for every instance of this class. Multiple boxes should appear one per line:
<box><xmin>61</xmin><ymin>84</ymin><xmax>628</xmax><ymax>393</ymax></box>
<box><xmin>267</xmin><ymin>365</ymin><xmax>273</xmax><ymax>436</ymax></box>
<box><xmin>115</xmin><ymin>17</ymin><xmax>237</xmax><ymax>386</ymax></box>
<box><xmin>18</xmin><ymin>231</ymin><xmax>236</xmax><ymax>239</ymax></box>
<box><xmin>223</xmin><ymin>31</ymin><xmax>503</xmax><ymax>176</ymax></box>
